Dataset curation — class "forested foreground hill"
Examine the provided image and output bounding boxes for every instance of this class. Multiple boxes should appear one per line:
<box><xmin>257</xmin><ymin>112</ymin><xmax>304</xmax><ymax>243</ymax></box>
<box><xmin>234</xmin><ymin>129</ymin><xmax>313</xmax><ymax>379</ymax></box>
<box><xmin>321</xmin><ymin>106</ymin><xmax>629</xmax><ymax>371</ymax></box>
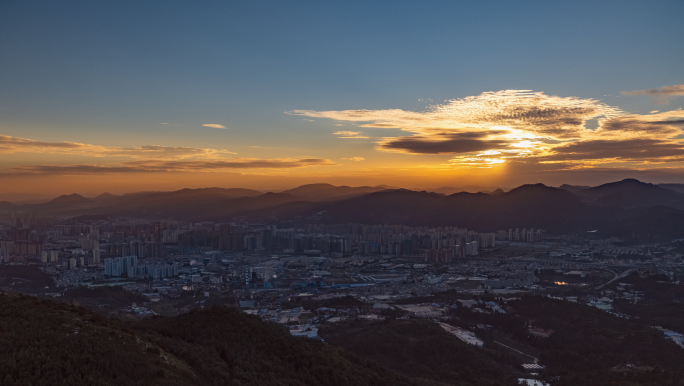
<box><xmin>0</xmin><ymin>292</ymin><xmax>445</xmax><ymax>386</ymax></box>
<box><xmin>319</xmin><ymin>319</ymin><xmax>524</xmax><ymax>386</ymax></box>
<box><xmin>319</xmin><ymin>297</ymin><xmax>684</xmax><ymax>386</ymax></box>
<box><xmin>133</xmin><ymin>307</ymin><xmax>443</xmax><ymax>386</ymax></box>
<box><xmin>0</xmin><ymin>292</ymin><xmax>198</xmax><ymax>386</ymax></box>
<box><xmin>507</xmin><ymin>297</ymin><xmax>684</xmax><ymax>386</ymax></box>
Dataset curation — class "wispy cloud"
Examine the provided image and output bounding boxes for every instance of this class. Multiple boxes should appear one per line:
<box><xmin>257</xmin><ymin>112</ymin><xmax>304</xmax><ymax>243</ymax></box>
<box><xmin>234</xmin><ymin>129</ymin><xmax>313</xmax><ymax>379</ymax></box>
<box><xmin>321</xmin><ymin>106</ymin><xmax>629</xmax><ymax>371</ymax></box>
<box><xmin>333</xmin><ymin>131</ymin><xmax>369</xmax><ymax>139</ymax></box>
<box><xmin>293</xmin><ymin>90</ymin><xmax>621</xmax><ymax>140</ymax></box>
<box><xmin>202</xmin><ymin>124</ymin><xmax>227</xmax><ymax>129</ymax></box>
<box><xmin>535</xmin><ymin>139</ymin><xmax>684</xmax><ymax>164</ymax></box>
<box><xmin>7</xmin><ymin>158</ymin><xmax>337</xmax><ymax>175</ymax></box>
<box><xmin>589</xmin><ymin>110</ymin><xmax>684</xmax><ymax>139</ymax></box>
<box><xmin>0</xmin><ymin>134</ymin><xmax>236</xmax><ymax>159</ymax></box>
<box><xmin>342</xmin><ymin>157</ymin><xmax>365</xmax><ymax>161</ymax></box>
<box><xmin>622</xmin><ymin>84</ymin><xmax>684</xmax><ymax>104</ymax></box>
<box><xmin>0</xmin><ymin>134</ymin><xmax>338</xmax><ymax>175</ymax></box>
<box><xmin>533</xmin><ymin>111</ymin><xmax>684</xmax><ymax>165</ymax></box>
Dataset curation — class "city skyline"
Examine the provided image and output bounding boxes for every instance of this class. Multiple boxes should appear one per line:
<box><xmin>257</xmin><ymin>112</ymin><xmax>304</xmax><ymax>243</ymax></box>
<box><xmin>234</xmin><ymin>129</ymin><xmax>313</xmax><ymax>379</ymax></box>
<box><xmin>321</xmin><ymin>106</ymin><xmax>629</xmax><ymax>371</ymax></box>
<box><xmin>1</xmin><ymin>1</ymin><xmax>683</xmax><ymax>195</ymax></box>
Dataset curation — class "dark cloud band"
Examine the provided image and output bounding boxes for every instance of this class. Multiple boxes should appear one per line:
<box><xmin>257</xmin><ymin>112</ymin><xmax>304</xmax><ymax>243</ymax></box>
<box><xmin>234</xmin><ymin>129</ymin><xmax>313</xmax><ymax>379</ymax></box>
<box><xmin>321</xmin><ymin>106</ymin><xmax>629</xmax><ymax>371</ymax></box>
<box><xmin>7</xmin><ymin>158</ymin><xmax>336</xmax><ymax>175</ymax></box>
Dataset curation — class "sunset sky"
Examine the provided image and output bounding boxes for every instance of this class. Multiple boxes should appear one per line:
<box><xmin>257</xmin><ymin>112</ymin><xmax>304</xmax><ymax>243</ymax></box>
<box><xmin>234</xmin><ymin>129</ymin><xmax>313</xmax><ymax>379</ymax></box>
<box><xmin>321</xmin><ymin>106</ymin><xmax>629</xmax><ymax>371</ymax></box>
<box><xmin>1</xmin><ymin>0</ymin><xmax>683</xmax><ymax>197</ymax></box>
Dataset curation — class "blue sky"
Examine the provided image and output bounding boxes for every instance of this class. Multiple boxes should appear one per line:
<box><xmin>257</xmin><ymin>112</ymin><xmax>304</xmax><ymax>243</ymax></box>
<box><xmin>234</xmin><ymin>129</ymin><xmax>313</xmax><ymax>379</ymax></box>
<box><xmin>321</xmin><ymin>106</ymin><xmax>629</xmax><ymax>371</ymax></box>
<box><xmin>1</xmin><ymin>0</ymin><xmax>683</xmax><ymax>193</ymax></box>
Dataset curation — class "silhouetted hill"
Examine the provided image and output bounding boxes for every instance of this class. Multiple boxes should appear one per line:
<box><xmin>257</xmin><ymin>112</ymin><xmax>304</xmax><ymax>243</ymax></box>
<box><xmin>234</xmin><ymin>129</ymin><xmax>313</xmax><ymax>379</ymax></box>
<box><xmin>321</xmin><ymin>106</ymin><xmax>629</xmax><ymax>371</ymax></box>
<box><xmin>0</xmin><ymin>201</ymin><xmax>18</xmax><ymax>211</ymax></box>
<box><xmin>132</xmin><ymin>187</ymin><xmax>263</xmax><ymax>202</ymax></box>
<box><xmin>658</xmin><ymin>183</ymin><xmax>684</xmax><ymax>194</ymax></box>
<box><xmin>93</xmin><ymin>192</ymin><xmax>119</xmax><ymax>202</ymax></box>
<box><xmin>578</xmin><ymin>178</ymin><xmax>684</xmax><ymax>209</ymax></box>
<box><xmin>7</xmin><ymin>179</ymin><xmax>684</xmax><ymax>240</ymax></box>
<box><xmin>281</xmin><ymin>183</ymin><xmax>387</xmax><ymax>200</ymax></box>
<box><xmin>598</xmin><ymin>205</ymin><xmax>684</xmax><ymax>243</ymax></box>
<box><xmin>375</xmin><ymin>184</ymin><xmax>401</xmax><ymax>189</ymax></box>
<box><xmin>21</xmin><ymin>193</ymin><xmax>96</xmax><ymax>212</ymax></box>
<box><xmin>99</xmin><ymin>191</ymin><xmax>300</xmax><ymax>221</ymax></box>
<box><xmin>282</xmin><ymin>183</ymin><xmax>339</xmax><ymax>194</ymax></box>
<box><xmin>48</xmin><ymin>193</ymin><xmax>92</xmax><ymax>205</ymax></box>
<box><xmin>558</xmin><ymin>184</ymin><xmax>590</xmax><ymax>192</ymax></box>
<box><xmin>430</xmin><ymin>187</ymin><xmax>462</xmax><ymax>195</ymax></box>
<box><xmin>430</xmin><ymin>186</ymin><xmax>509</xmax><ymax>195</ymax></box>
<box><xmin>222</xmin><ymin>200</ymin><xmax>324</xmax><ymax>222</ymax></box>
<box><xmin>315</xmin><ymin>186</ymin><xmax>600</xmax><ymax>233</ymax></box>
<box><xmin>318</xmin><ymin>189</ymin><xmax>448</xmax><ymax>226</ymax></box>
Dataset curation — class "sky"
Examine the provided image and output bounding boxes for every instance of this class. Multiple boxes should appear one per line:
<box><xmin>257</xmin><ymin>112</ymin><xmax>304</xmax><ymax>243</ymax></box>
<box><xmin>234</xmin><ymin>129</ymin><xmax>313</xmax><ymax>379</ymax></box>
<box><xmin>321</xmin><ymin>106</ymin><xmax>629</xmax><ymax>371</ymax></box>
<box><xmin>1</xmin><ymin>0</ymin><xmax>683</xmax><ymax>197</ymax></box>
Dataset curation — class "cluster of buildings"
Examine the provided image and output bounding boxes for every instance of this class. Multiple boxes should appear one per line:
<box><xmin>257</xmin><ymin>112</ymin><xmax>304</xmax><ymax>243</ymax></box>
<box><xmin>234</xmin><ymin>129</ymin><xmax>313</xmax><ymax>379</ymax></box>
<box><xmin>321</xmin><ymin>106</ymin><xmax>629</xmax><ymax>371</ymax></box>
<box><xmin>0</xmin><ymin>213</ymin><xmax>555</xmax><ymax>273</ymax></box>
<box><xmin>497</xmin><ymin>228</ymin><xmax>544</xmax><ymax>243</ymax></box>
<box><xmin>103</xmin><ymin>255</ymin><xmax>178</xmax><ymax>279</ymax></box>
<box><xmin>0</xmin><ymin>213</ymin><xmax>682</xmax><ymax>352</ymax></box>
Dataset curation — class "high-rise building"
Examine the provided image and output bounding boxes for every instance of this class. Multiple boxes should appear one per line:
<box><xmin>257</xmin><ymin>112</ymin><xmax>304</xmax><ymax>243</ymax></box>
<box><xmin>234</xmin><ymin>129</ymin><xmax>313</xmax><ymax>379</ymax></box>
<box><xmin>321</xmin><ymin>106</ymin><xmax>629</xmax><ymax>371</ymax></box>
<box><xmin>104</xmin><ymin>256</ymin><xmax>137</xmax><ymax>276</ymax></box>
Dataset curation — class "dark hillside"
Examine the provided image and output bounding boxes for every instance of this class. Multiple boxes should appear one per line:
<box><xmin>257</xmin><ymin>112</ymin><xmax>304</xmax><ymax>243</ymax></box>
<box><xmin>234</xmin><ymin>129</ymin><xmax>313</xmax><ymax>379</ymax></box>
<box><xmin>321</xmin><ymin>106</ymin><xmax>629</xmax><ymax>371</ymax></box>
<box><xmin>0</xmin><ymin>292</ymin><xmax>198</xmax><ymax>386</ymax></box>
<box><xmin>318</xmin><ymin>189</ymin><xmax>447</xmax><ymax>225</ymax></box>
<box><xmin>316</xmin><ymin>186</ymin><xmax>610</xmax><ymax>233</ymax></box>
<box><xmin>281</xmin><ymin>183</ymin><xmax>387</xmax><ymax>200</ymax></box>
<box><xmin>598</xmin><ymin>205</ymin><xmax>684</xmax><ymax>243</ymax></box>
<box><xmin>507</xmin><ymin>297</ymin><xmax>684</xmax><ymax>386</ymax></box>
<box><xmin>136</xmin><ymin>306</ymin><xmax>436</xmax><ymax>386</ymax></box>
<box><xmin>319</xmin><ymin>319</ymin><xmax>522</xmax><ymax>386</ymax></box>
<box><xmin>0</xmin><ymin>201</ymin><xmax>18</xmax><ymax>211</ymax></box>
<box><xmin>0</xmin><ymin>293</ymin><xmax>440</xmax><ymax>386</ymax></box>
<box><xmin>578</xmin><ymin>179</ymin><xmax>684</xmax><ymax>209</ymax></box>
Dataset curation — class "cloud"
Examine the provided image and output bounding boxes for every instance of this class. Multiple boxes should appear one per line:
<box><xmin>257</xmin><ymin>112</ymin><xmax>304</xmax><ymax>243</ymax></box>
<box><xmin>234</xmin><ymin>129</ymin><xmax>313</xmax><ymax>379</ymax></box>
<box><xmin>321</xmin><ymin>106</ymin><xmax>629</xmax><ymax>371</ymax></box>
<box><xmin>342</xmin><ymin>157</ymin><xmax>365</xmax><ymax>161</ymax></box>
<box><xmin>378</xmin><ymin>132</ymin><xmax>512</xmax><ymax>154</ymax></box>
<box><xmin>0</xmin><ymin>133</ymin><xmax>340</xmax><ymax>176</ymax></box>
<box><xmin>292</xmin><ymin>90</ymin><xmax>621</xmax><ymax>140</ymax></box>
<box><xmin>536</xmin><ymin>139</ymin><xmax>684</xmax><ymax>164</ymax></box>
<box><xmin>292</xmin><ymin>89</ymin><xmax>684</xmax><ymax>168</ymax></box>
<box><xmin>588</xmin><ymin>110</ymin><xmax>684</xmax><ymax>139</ymax></box>
<box><xmin>8</xmin><ymin>158</ymin><xmax>337</xmax><ymax>175</ymax></box>
<box><xmin>527</xmin><ymin>112</ymin><xmax>684</xmax><ymax>165</ymax></box>
<box><xmin>622</xmin><ymin>84</ymin><xmax>684</xmax><ymax>104</ymax></box>
<box><xmin>292</xmin><ymin>90</ymin><xmax>622</xmax><ymax>162</ymax></box>
<box><xmin>0</xmin><ymin>134</ymin><xmax>235</xmax><ymax>160</ymax></box>
<box><xmin>202</xmin><ymin>124</ymin><xmax>227</xmax><ymax>129</ymax></box>
<box><xmin>333</xmin><ymin>131</ymin><xmax>369</xmax><ymax>139</ymax></box>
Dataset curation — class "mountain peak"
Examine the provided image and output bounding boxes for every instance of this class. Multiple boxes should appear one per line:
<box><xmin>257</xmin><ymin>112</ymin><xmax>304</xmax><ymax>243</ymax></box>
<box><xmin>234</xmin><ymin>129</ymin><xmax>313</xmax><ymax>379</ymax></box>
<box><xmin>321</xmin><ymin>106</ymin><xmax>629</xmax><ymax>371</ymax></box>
<box><xmin>507</xmin><ymin>183</ymin><xmax>551</xmax><ymax>193</ymax></box>
<box><xmin>588</xmin><ymin>178</ymin><xmax>659</xmax><ymax>192</ymax></box>
<box><xmin>94</xmin><ymin>192</ymin><xmax>118</xmax><ymax>200</ymax></box>
<box><xmin>49</xmin><ymin>193</ymin><xmax>91</xmax><ymax>204</ymax></box>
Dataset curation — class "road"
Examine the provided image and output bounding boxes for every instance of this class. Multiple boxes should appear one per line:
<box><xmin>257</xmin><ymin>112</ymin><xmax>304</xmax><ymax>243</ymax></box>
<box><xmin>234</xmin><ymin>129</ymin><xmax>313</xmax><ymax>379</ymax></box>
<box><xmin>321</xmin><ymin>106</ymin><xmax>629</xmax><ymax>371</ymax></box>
<box><xmin>494</xmin><ymin>341</ymin><xmax>538</xmax><ymax>364</ymax></box>
<box><xmin>596</xmin><ymin>269</ymin><xmax>634</xmax><ymax>289</ymax></box>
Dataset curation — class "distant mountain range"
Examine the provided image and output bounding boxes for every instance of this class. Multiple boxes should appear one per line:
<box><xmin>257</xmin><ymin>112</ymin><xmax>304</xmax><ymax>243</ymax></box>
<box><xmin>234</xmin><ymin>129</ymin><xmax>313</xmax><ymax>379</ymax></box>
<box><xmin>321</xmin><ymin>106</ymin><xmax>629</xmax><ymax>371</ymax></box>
<box><xmin>428</xmin><ymin>186</ymin><xmax>511</xmax><ymax>195</ymax></box>
<box><xmin>5</xmin><ymin>179</ymin><xmax>684</xmax><ymax>243</ymax></box>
